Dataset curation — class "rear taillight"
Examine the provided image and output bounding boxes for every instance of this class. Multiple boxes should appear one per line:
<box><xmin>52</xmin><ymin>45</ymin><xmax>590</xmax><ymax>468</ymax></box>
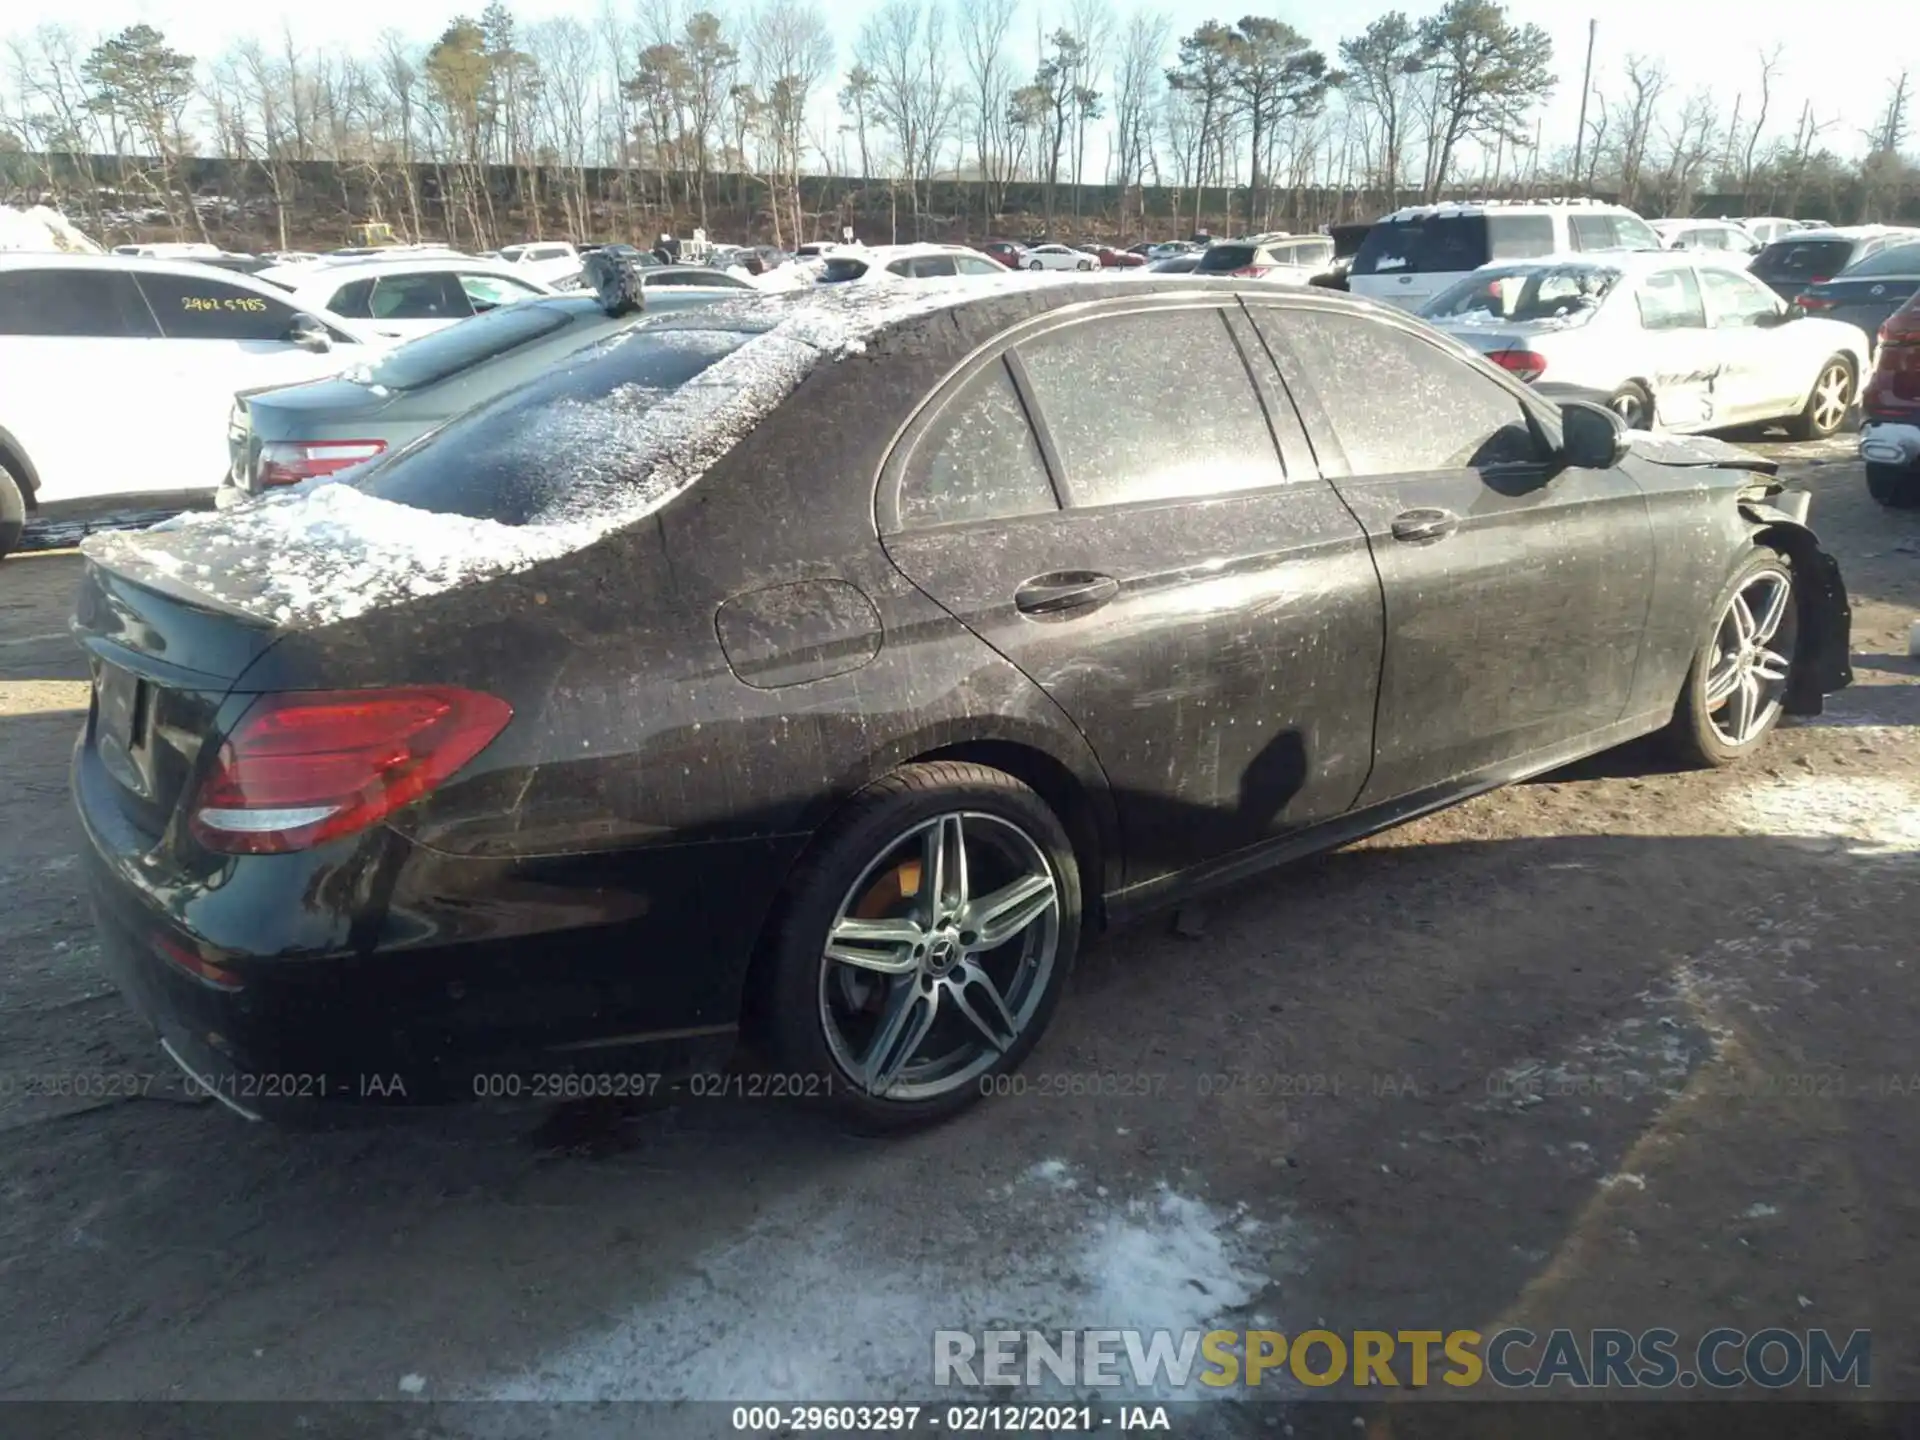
<box><xmin>189</xmin><ymin>687</ymin><xmax>512</xmax><ymax>854</ymax></box>
<box><xmin>255</xmin><ymin>439</ymin><xmax>388</xmax><ymax>489</ymax></box>
<box><xmin>1798</xmin><ymin>293</ymin><xmax>1836</xmax><ymax>311</ymax></box>
<box><xmin>1864</xmin><ymin>332</ymin><xmax>1920</xmax><ymax>416</ymax></box>
<box><xmin>1230</xmin><ymin>265</ymin><xmax>1273</xmax><ymax>278</ymax></box>
<box><xmin>1488</xmin><ymin>349</ymin><xmax>1549</xmax><ymax>381</ymax></box>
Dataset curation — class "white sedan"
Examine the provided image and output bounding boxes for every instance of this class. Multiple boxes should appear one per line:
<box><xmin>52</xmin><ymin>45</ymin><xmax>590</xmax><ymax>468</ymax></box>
<box><xmin>1419</xmin><ymin>251</ymin><xmax>1873</xmax><ymax>439</ymax></box>
<box><xmin>256</xmin><ymin>255</ymin><xmax>556</xmax><ymax>340</ymax></box>
<box><xmin>1020</xmin><ymin>244</ymin><xmax>1101</xmax><ymax>272</ymax></box>
<box><xmin>815</xmin><ymin>244</ymin><xmax>1011</xmax><ymax>284</ymax></box>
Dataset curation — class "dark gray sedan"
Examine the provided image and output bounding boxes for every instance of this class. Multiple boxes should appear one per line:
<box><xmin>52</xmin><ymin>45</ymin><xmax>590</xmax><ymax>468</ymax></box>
<box><xmin>1797</xmin><ymin>241</ymin><xmax>1920</xmax><ymax>342</ymax></box>
<box><xmin>223</xmin><ymin>268</ymin><xmax>759</xmax><ymax>496</ymax></box>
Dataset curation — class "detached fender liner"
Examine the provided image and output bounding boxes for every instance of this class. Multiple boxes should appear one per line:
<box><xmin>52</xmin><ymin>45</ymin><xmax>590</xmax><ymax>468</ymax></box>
<box><xmin>1741</xmin><ymin>503</ymin><xmax>1853</xmax><ymax>715</ymax></box>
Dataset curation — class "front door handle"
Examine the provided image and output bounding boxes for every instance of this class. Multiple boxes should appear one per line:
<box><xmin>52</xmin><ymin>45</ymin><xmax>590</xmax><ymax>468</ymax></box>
<box><xmin>1014</xmin><ymin>571</ymin><xmax>1119</xmax><ymax>615</ymax></box>
<box><xmin>1390</xmin><ymin>508</ymin><xmax>1459</xmax><ymax>543</ymax></box>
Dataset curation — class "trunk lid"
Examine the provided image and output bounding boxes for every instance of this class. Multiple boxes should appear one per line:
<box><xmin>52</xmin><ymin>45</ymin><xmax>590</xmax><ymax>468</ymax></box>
<box><xmin>72</xmin><ymin>559</ymin><xmax>280</xmax><ymax>837</ymax></box>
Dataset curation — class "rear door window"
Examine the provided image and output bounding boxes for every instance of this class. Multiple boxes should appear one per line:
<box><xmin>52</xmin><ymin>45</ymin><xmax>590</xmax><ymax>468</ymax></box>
<box><xmin>1016</xmin><ymin>307</ymin><xmax>1289</xmax><ymax>507</ymax></box>
<box><xmin>1251</xmin><ymin>306</ymin><xmax>1543</xmax><ymax>474</ymax></box>
<box><xmin>1487</xmin><ymin>214</ymin><xmax>1556</xmax><ymax>260</ymax></box>
<box><xmin>1635</xmin><ymin>267</ymin><xmax>1707</xmax><ymax>330</ymax></box>
<box><xmin>366</xmin><ymin>272</ymin><xmax>473</xmax><ymax>321</ymax></box>
<box><xmin>1609</xmin><ymin>213</ymin><xmax>1661</xmax><ymax>249</ymax></box>
<box><xmin>909</xmin><ymin>255</ymin><xmax>959</xmax><ymax>278</ymax></box>
<box><xmin>1569</xmin><ymin>215</ymin><xmax>1621</xmax><ymax>251</ymax></box>
<box><xmin>820</xmin><ymin>258</ymin><xmax>870</xmax><ymax>283</ymax></box>
<box><xmin>0</xmin><ymin>268</ymin><xmax>158</xmax><ymax>336</ymax></box>
<box><xmin>1194</xmin><ymin>244</ymin><xmax>1259</xmax><ymax>274</ymax></box>
<box><xmin>1350</xmin><ymin>215</ymin><xmax>1490</xmax><ymax>276</ymax></box>
<box><xmin>1698</xmin><ymin>267</ymin><xmax>1781</xmax><ymax>328</ymax></box>
<box><xmin>134</xmin><ymin>272</ymin><xmax>303</xmax><ymax>341</ymax></box>
<box><xmin>896</xmin><ymin>358</ymin><xmax>1058</xmax><ymax>528</ymax></box>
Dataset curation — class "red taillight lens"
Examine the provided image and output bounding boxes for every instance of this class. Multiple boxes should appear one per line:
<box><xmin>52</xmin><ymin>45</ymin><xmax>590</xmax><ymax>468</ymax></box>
<box><xmin>1798</xmin><ymin>293</ymin><xmax>1836</xmax><ymax>311</ymax></box>
<box><xmin>1864</xmin><ymin>335</ymin><xmax>1920</xmax><ymax>416</ymax></box>
<box><xmin>255</xmin><ymin>439</ymin><xmax>388</xmax><ymax>489</ymax></box>
<box><xmin>1488</xmin><ymin>348</ymin><xmax>1549</xmax><ymax>381</ymax></box>
<box><xmin>189</xmin><ymin>687</ymin><xmax>512</xmax><ymax>854</ymax></box>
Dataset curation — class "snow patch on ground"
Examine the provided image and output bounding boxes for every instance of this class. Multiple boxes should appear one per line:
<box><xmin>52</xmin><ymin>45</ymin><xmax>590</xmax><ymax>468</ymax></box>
<box><xmin>475</xmin><ymin>1163</ymin><xmax>1279</xmax><ymax>1403</ymax></box>
<box><xmin>1723</xmin><ymin>775</ymin><xmax>1920</xmax><ymax>855</ymax></box>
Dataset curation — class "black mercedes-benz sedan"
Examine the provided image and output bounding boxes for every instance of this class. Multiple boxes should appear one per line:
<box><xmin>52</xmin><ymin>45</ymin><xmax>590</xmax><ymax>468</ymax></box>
<box><xmin>71</xmin><ymin>278</ymin><xmax>1853</xmax><ymax>1130</ymax></box>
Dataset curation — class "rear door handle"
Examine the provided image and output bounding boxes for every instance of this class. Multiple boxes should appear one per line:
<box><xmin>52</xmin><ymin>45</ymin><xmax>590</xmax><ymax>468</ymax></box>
<box><xmin>1014</xmin><ymin>571</ymin><xmax>1119</xmax><ymax>615</ymax></box>
<box><xmin>1390</xmin><ymin>508</ymin><xmax>1459</xmax><ymax>543</ymax></box>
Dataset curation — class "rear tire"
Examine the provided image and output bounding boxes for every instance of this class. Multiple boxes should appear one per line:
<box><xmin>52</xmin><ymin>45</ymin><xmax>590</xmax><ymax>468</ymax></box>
<box><xmin>1866</xmin><ymin>461</ymin><xmax>1920</xmax><ymax>508</ymax></box>
<box><xmin>0</xmin><ymin>461</ymin><xmax>26</xmax><ymax>561</ymax></box>
<box><xmin>1662</xmin><ymin>547</ymin><xmax>1798</xmax><ymax>769</ymax></box>
<box><xmin>1027</xmin><ymin>259</ymin><xmax>1044</xmax><ymax>271</ymax></box>
<box><xmin>1784</xmin><ymin>355</ymin><xmax>1854</xmax><ymax>440</ymax></box>
<box><xmin>757</xmin><ymin>761</ymin><xmax>1081</xmax><ymax>1132</ymax></box>
<box><xmin>1608</xmin><ymin>381</ymin><xmax>1654</xmax><ymax>430</ymax></box>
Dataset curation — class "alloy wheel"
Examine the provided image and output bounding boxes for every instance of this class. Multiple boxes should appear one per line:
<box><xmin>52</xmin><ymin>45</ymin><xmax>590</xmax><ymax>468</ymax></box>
<box><xmin>818</xmin><ymin>811</ymin><xmax>1060</xmax><ymax>1100</ymax></box>
<box><xmin>1811</xmin><ymin>363</ymin><xmax>1851</xmax><ymax>435</ymax></box>
<box><xmin>1705</xmin><ymin>569</ymin><xmax>1794</xmax><ymax>747</ymax></box>
<box><xmin>1610</xmin><ymin>391</ymin><xmax>1647</xmax><ymax>429</ymax></box>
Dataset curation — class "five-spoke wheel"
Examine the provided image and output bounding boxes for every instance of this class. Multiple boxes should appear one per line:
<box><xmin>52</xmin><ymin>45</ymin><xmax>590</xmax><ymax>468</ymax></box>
<box><xmin>759</xmin><ymin>761</ymin><xmax>1081</xmax><ymax>1128</ymax></box>
<box><xmin>1665</xmin><ymin>548</ymin><xmax>1798</xmax><ymax>766</ymax></box>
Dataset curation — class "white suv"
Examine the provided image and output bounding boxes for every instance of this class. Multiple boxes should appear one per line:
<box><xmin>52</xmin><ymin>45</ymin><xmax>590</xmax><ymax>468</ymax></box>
<box><xmin>0</xmin><ymin>254</ymin><xmax>378</xmax><ymax>555</ymax></box>
<box><xmin>1348</xmin><ymin>199</ymin><xmax>1662</xmax><ymax>311</ymax></box>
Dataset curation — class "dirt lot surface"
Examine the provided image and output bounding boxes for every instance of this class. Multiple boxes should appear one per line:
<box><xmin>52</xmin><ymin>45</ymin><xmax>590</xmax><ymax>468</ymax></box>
<box><xmin>3</xmin><ymin>442</ymin><xmax>1918</xmax><ymax>1435</ymax></box>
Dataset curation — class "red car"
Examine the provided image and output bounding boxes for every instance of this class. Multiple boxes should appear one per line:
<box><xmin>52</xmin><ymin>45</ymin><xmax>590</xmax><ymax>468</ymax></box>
<box><xmin>1862</xmin><ymin>290</ymin><xmax>1920</xmax><ymax>508</ymax></box>
<box><xmin>977</xmin><ymin>241</ymin><xmax>1027</xmax><ymax>269</ymax></box>
<box><xmin>1094</xmin><ymin>246</ymin><xmax>1146</xmax><ymax>269</ymax></box>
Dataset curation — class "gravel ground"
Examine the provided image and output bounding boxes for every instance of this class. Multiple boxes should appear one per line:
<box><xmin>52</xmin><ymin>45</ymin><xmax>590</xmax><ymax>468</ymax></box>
<box><xmin>2</xmin><ymin>443</ymin><xmax>1918</xmax><ymax>1431</ymax></box>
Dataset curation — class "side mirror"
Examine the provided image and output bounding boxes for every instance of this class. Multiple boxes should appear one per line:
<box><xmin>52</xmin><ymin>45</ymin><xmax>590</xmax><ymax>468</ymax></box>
<box><xmin>287</xmin><ymin>313</ymin><xmax>332</xmax><ymax>353</ymax></box>
<box><xmin>1559</xmin><ymin>400</ymin><xmax>1630</xmax><ymax>470</ymax></box>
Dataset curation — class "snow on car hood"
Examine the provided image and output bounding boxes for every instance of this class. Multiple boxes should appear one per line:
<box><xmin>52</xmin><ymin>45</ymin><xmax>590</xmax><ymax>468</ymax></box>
<box><xmin>1625</xmin><ymin>430</ymin><xmax>1776</xmax><ymax>470</ymax></box>
<box><xmin>82</xmin><ymin>276</ymin><xmax>1062</xmax><ymax>629</ymax></box>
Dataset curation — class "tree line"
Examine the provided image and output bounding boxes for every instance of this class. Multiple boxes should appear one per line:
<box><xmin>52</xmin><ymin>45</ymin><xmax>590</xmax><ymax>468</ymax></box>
<box><xmin>1</xmin><ymin>0</ymin><xmax>1913</xmax><ymax>251</ymax></box>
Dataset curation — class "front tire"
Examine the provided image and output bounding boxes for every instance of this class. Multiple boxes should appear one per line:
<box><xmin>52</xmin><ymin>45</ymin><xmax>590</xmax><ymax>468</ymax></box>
<box><xmin>1866</xmin><ymin>461</ymin><xmax>1920</xmax><ymax>508</ymax></box>
<box><xmin>1027</xmin><ymin>259</ymin><xmax>1044</xmax><ymax>271</ymax></box>
<box><xmin>1785</xmin><ymin>355</ymin><xmax>1854</xmax><ymax>440</ymax></box>
<box><xmin>758</xmin><ymin>761</ymin><xmax>1081</xmax><ymax>1131</ymax></box>
<box><xmin>0</xmin><ymin>461</ymin><xmax>25</xmax><ymax>561</ymax></box>
<box><xmin>1662</xmin><ymin>548</ymin><xmax>1798</xmax><ymax>768</ymax></box>
<box><xmin>1076</xmin><ymin>259</ymin><xmax>1092</xmax><ymax>271</ymax></box>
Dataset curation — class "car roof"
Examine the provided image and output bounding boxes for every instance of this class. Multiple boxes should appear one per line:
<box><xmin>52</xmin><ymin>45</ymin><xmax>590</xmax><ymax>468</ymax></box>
<box><xmin>1380</xmin><ymin>198</ymin><xmax>1638</xmax><ymax>221</ymax></box>
<box><xmin>1768</xmin><ymin>225</ymin><xmax>1920</xmax><ymax>244</ymax></box>
<box><xmin>1470</xmin><ymin>250</ymin><xmax>1749</xmax><ymax>276</ymax></box>
<box><xmin>264</xmin><ymin>254</ymin><xmax>552</xmax><ymax>292</ymax></box>
<box><xmin>0</xmin><ymin>249</ymin><xmax>368</xmax><ymax>330</ymax></box>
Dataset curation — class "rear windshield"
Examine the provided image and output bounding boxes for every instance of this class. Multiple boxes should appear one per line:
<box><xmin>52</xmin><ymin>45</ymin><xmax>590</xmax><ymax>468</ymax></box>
<box><xmin>1841</xmin><ymin>241</ymin><xmax>1920</xmax><ymax>278</ymax></box>
<box><xmin>360</xmin><ymin>302</ymin><xmax>581</xmax><ymax>391</ymax></box>
<box><xmin>1422</xmin><ymin>264</ymin><xmax>1620</xmax><ymax>325</ymax></box>
<box><xmin>1195</xmin><ymin>244</ymin><xmax>1258</xmax><ymax>273</ymax></box>
<box><xmin>1753</xmin><ymin>239</ymin><xmax>1856</xmax><ymax>280</ymax></box>
<box><xmin>1351</xmin><ymin>215</ymin><xmax>1491</xmax><ymax>276</ymax></box>
<box><xmin>819</xmin><ymin>258</ymin><xmax>870</xmax><ymax>283</ymax></box>
<box><xmin>356</xmin><ymin>327</ymin><xmax>758</xmax><ymax>523</ymax></box>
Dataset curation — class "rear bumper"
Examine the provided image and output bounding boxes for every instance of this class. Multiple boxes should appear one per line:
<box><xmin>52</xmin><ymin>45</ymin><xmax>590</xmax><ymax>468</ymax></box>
<box><xmin>74</xmin><ymin>742</ymin><xmax>777</xmax><ymax>1119</ymax></box>
<box><xmin>1861</xmin><ymin>420</ymin><xmax>1920</xmax><ymax>471</ymax></box>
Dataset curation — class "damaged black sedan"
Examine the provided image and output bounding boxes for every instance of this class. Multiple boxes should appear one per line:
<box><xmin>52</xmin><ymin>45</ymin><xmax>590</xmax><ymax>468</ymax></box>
<box><xmin>70</xmin><ymin>278</ymin><xmax>1851</xmax><ymax>1129</ymax></box>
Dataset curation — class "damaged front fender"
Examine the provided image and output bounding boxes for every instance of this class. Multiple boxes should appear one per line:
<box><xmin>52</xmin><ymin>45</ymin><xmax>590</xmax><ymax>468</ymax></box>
<box><xmin>1740</xmin><ymin>502</ymin><xmax>1853</xmax><ymax>715</ymax></box>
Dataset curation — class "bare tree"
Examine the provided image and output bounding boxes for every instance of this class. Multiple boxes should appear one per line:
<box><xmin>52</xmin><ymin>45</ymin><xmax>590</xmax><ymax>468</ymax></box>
<box><xmin>1338</xmin><ymin>11</ymin><xmax>1424</xmax><ymax>209</ymax></box>
<box><xmin>958</xmin><ymin>0</ymin><xmax>1017</xmax><ymax>231</ymax></box>
<box><xmin>1112</xmin><ymin>11</ymin><xmax>1170</xmax><ymax>238</ymax></box>
<box><xmin>746</xmin><ymin>0</ymin><xmax>834</xmax><ymax>243</ymax></box>
<box><xmin>1737</xmin><ymin>44</ymin><xmax>1783</xmax><ymax>207</ymax></box>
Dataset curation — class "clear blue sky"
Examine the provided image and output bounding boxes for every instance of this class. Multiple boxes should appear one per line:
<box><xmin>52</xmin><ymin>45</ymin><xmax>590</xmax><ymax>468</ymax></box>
<box><xmin>5</xmin><ymin>0</ymin><xmax>1907</xmax><ymax>162</ymax></box>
